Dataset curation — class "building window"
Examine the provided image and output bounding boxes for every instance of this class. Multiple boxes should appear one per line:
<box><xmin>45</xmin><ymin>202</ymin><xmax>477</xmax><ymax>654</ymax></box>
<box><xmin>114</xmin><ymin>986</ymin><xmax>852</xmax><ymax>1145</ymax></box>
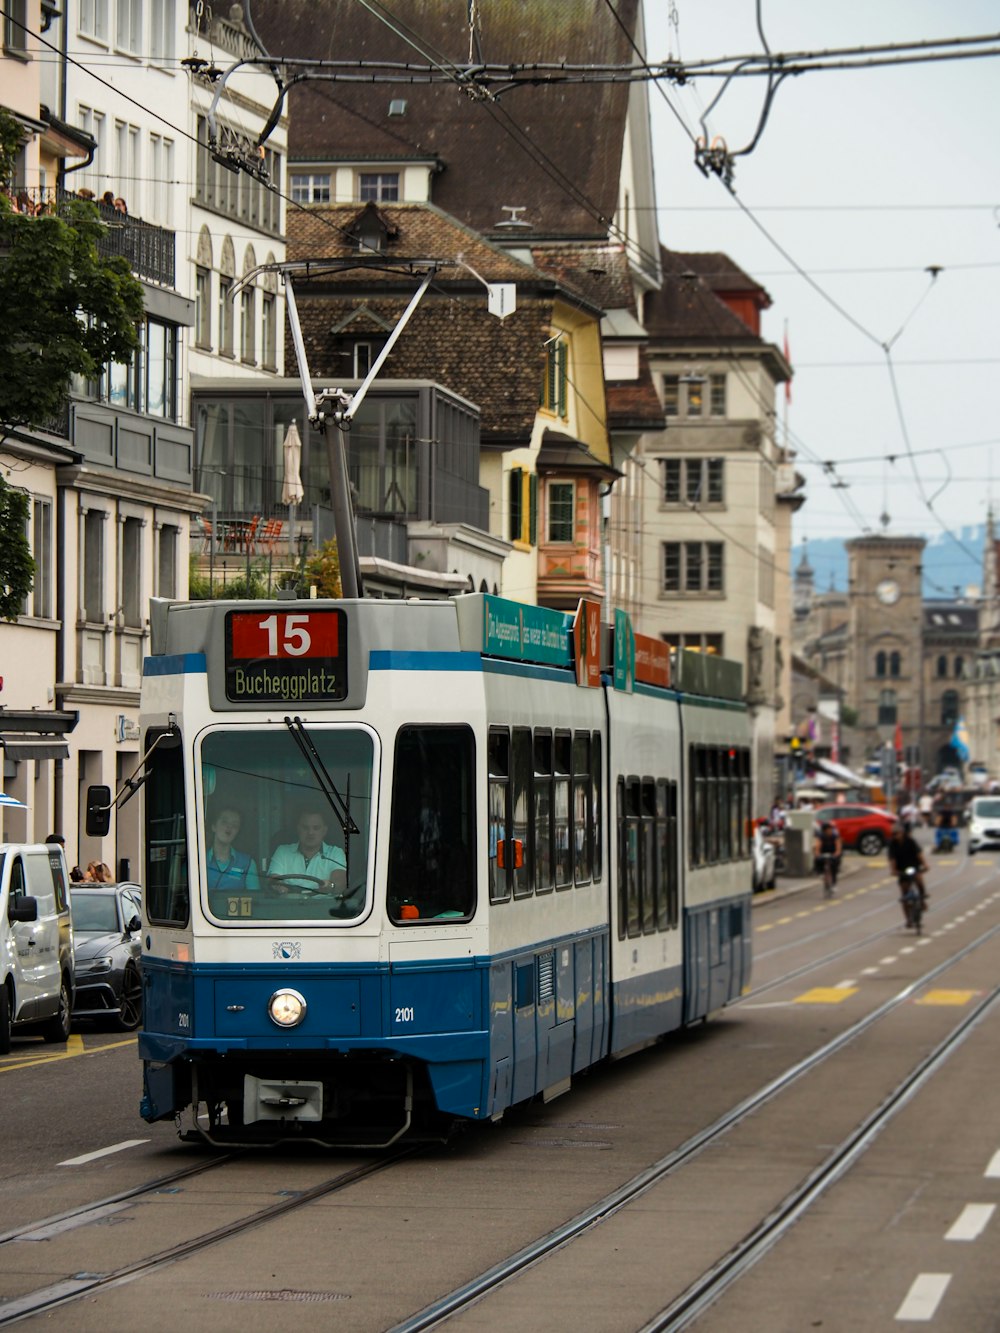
<box><xmin>145</xmin><ymin>318</ymin><xmax>176</xmax><ymax>418</ymax></box>
<box><xmin>941</xmin><ymin>689</ymin><xmax>959</xmax><ymax>727</ymax></box>
<box><xmin>158</xmin><ymin>525</ymin><xmax>177</xmax><ymax>598</ymax></box>
<box><xmin>122</xmin><ymin>516</ymin><xmax>142</xmax><ymax>627</ymax></box>
<box><xmin>195</xmin><ymin>267</ymin><xmax>211</xmax><ymax>348</ymax></box>
<box><xmin>662</xmin><ymin>541</ymin><xmax>724</xmax><ymax>594</ymax></box>
<box><xmin>240</xmin><ymin>286</ymin><xmax>256</xmax><ymax>364</ymax></box>
<box><xmin>547</xmin><ymin>482</ymin><xmax>574</xmax><ymax>544</ymax></box>
<box><xmin>876</xmin><ymin>651</ymin><xmax>887</xmax><ymax>677</ymax></box>
<box><xmin>877</xmin><ymin>688</ymin><xmax>897</xmax><ymax>727</ymax></box>
<box><xmin>709</xmin><ymin>372</ymin><xmax>727</xmax><ymax>416</ymax></box>
<box><xmin>685</xmin><ymin>376</ymin><xmax>705</xmax><ymax>416</ymax></box>
<box><xmin>149</xmin><ymin>0</ymin><xmax>174</xmax><ymax>61</ymax></box>
<box><xmin>31</xmin><ymin>498</ymin><xmax>52</xmax><ymax>619</ymax></box>
<box><xmin>218</xmin><ymin>276</ymin><xmax>234</xmax><ymax>356</ymax></box>
<box><xmin>149</xmin><ymin>133</ymin><xmax>172</xmax><ymax>224</ymax></box>
<box><xmin>353</xmin><ymin>341</ymin><xmax>376</xmax><ymax>378</ymax></box>
<box><xmin>936</xmin><ymin>654</ymin><xmax>947</xmax><ymax>678</ymax></box>
<box><xmin>954</xmin><ymin>655</ymin><xmax>964</xmax><ymax>677</ymax></box>
<box><xmin>662</xmin><ymin>374</ymin><xmax>679</xmax><ymax>416</ymax></box>
<box><xmin>3</xmin><ymin>0</ymin><xmax>27</xmax><ymax>53</ymax></box>
<box><xmin>79</xmin><ymin>0</ymin><xmax>109</xmax><ymax>41</ymax></box>
<box><xmin>541</xmin><ymin>338</ymin><xmax>568</xmax><ymax>417</ymax></box>
<box><xmin>358</xmin><ymin>171</ymin><xmax>399</xmax><ymax>202</ymax></box>
<box><xmin>662</xmin><ymin>632</ymin><xmax>723</xmax><ymax>656</ymax></box>
<box><xmin>290</xmin><ymin>173</ymin><xmax>331</xmax><ymax>203</ymax></box>
<box><xmin>261</xmin><ymin>293</ymin><xmax>276</xmax><ymax>368</ymax></box>
<box><xmin>83</xmin><ymin>510</ymin><xmax>105</xmax><ymax>622</ymax></box>
<box><xmin>661</xmin><ymin>457</ymin><xmax>724</xmax><ymax>506</ymax></box>
<box><xmin>890</xmin><ymin>650</ymin><xmax>901</xmax><ymax>677</ymax></box>
<box><xmin>116</xmin><ymin>0</ymin><xmax>142</xmax><ymax>54</ymax></box>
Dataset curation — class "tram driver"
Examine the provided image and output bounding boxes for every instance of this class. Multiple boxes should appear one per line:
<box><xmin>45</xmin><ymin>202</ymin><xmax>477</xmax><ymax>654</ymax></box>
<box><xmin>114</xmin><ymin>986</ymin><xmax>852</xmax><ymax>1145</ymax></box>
<box><xmin>267</xmin><ymin>804</ymin><xmax>347</xmax><ymax>895</ymax></box>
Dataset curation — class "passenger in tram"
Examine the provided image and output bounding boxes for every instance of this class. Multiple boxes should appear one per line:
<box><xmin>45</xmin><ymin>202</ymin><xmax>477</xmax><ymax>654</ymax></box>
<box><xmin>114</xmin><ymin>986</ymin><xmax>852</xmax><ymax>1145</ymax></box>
<box><xmin>205</xmin><ymin>804</ymin><xmax>260</xmax><ymax>891</ymax></box>
<box><xmin>267</xmin><ymin>805</ymin><xmax>347</xmax><ymax>894</ymax></box>
<box><xmin>887</xmin><ymin>822</ymin><xmax>929</xmax><ymax>913</ymax></box>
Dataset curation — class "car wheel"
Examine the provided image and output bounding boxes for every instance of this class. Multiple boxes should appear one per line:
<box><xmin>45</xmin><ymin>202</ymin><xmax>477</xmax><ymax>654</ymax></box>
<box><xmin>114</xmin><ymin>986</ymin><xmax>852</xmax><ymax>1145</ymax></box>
<box><xmin>41</xmin><ymin>975</ymin><xmax>71</xmax><ymax>1044</ymax></box>
<box><xmin>0</xmin><ymin>984</ymin><xmax>11</xmax><ymax>1055</ymax></box>
<box><xmin>115</xmin><ymin>962</ymin><xmax>143</xmax><ymax>1032</ymax></box>
<box><xmin>857</xmin><ymin>831</ymin><xmax>885</xmax><ymax>857</ymax></box>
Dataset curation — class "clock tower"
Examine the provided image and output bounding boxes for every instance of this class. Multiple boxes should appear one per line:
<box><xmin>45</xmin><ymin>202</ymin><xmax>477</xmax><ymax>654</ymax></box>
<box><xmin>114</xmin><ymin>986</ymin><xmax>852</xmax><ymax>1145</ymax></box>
<box><xmin>846</xmin><ymin>534</ymin><xmax>925</xmax><ymax>759</ymax></box>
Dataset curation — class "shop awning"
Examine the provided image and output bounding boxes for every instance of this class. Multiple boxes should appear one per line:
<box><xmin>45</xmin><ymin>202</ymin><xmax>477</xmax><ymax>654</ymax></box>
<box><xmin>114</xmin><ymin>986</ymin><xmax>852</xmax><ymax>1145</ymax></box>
<box><xmin>0</xmin><ymin>735</ymin><xmax>69</xmax><ymax>761</ymax></box>
<box><xmin>817</xmin><ymin>757</ymin><xmax>876</xmax><ymax>788</ymax></box>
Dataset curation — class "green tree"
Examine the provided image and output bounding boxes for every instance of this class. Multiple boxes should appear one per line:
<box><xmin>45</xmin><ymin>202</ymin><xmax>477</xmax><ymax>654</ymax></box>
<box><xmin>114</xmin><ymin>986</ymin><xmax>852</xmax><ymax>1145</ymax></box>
<box><xmin>304</xmin><ymin>540</ymin><xmax>343</xmax><ymax>598</ymax></box>
<box><xmin>0</xmin><ymin>473</ymin><xmax>33</xmax><ymax>621</ymax></box>
<box><xmin>0</xmin><ymin>109</ymin><xmax>145</xmax><ymax>432</ymax></box>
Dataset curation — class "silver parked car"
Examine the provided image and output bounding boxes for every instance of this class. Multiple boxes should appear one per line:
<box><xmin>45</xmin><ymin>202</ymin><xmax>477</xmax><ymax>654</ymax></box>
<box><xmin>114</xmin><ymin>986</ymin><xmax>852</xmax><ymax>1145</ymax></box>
<box><xmin>70</xmin><ymin>883</ymin><xmax>143</xmax><ymax>1031</ymax></box>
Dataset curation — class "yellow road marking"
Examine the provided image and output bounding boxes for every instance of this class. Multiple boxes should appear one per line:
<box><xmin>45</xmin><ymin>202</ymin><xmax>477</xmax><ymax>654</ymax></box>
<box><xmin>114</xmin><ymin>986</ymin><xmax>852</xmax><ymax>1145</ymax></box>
<box><xmin>795</xmin><ymin>987</ymin><xmax>859</xmax><ymax>1004</ymax></box>
<box><xmin>916</xmin><ymin>989</ymin><xmax>979</xmax><ymax>1006</ymax></box>
<box><xmin>0</xmin><ymin>1036</ymin><xmax>136</xmax><ymax>1074</ymax></box>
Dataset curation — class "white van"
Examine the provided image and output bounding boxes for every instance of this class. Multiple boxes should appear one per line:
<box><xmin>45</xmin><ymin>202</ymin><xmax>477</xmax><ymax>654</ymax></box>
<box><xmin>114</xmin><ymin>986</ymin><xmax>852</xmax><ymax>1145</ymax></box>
<box><xmin>0</xmin><ymin>844</ymin><xmax>75</xmax><ymax>1052</ymax></box>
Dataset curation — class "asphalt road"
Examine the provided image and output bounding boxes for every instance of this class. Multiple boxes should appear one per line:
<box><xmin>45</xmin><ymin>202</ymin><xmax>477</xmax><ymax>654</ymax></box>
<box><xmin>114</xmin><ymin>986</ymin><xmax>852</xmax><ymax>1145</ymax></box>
<box><xmin>1</xmin><ymin>843</ymin><xmax>998</xmax><ymax>1331</ymax></box>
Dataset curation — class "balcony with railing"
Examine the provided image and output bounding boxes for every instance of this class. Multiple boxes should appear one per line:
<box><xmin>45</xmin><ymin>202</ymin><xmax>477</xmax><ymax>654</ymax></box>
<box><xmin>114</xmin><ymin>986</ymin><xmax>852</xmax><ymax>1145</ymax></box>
<box><xmin>5</xmin><ymin>187</ymin><xmax>176</xmax><ymax>286</ymax></box>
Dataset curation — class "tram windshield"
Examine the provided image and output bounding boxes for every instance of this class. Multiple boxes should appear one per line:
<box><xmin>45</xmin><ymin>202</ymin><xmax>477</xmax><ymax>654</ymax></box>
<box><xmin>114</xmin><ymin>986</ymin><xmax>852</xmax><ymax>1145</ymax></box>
<box><xmin>200</xmin><ymin>724</ymin><xmax>375</xmax><ymax>924</ymax></box>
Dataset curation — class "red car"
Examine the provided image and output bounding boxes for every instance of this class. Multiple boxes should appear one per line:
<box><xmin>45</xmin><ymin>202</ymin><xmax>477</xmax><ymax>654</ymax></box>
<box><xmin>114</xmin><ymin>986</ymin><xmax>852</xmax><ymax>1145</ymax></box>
<box><xmin>813</xmin><ymin>803</ymin><xmax>898</xmax><ymax>856</ymax></box>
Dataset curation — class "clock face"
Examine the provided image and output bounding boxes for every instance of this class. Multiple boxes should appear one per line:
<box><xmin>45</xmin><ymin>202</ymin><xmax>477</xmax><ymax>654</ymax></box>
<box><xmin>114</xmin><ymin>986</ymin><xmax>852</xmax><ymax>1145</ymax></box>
<box><xmin>876</xmin><ymin>578</ymin><xmax>901</xmax><ymax>606</ymax></box>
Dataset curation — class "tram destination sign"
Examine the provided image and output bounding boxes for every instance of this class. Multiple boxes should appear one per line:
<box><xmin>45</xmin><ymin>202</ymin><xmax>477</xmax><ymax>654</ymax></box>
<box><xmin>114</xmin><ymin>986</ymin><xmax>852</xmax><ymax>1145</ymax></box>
<box><xmin>224</xmin><ymin>609</ymin><xmax>347</xmax><ymax>703</ymax></box>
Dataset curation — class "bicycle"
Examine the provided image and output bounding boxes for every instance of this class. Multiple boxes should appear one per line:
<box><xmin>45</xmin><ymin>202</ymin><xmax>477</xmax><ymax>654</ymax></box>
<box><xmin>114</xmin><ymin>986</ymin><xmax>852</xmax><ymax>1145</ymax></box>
<box><xmin>816</xmin><ymin>852</ymin><xmax>836</xmax><ymax>898</ymax></box>
<box><xmin>898</xmin><ymin>866</ymin><xmax>924</xmax><ymax>934</ymax></box>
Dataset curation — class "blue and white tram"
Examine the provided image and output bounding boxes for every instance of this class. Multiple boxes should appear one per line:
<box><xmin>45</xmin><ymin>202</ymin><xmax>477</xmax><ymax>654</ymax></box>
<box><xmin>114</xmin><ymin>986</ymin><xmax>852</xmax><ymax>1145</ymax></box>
<box><xmin>133</xmin><ymin>593</ymin><xmax>751</xmax><ymax>1146</ymax></box>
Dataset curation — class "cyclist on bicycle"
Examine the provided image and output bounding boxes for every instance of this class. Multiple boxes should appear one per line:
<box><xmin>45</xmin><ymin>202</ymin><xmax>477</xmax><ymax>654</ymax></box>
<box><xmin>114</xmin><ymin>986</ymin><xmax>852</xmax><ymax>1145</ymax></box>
<box><xmin>887</xmin><ymin>822</ymin><xmax>928</xmax><ymax>920</ymax></box>
<box><xmin>814</xmin><ymin>820</ymin><xmax>843</xmax><ymax>895</ymax></box>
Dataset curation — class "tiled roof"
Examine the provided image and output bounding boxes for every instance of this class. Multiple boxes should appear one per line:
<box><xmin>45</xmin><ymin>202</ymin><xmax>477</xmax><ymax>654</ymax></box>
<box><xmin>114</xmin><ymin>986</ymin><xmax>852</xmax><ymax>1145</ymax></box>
<box><xmin>285</xmin><ymin>203</ymin><xmax>558</xmax><ymax>444</ymax></box>
<box><xmin>645</xmin><ymin>246</ymin><xmax>766</xmax><ymax>343</ymax></box>
<box><xmin>247</xmin><ymin>0</ymin><xmax>640</xmax><ymax>239</ymax></box>
<box><xmin>529</xmin><ymin>244</ymin><xmax>635</xmax><ymax>312</ymax></box>
<box><xmin>606</xmin><ymin>350</ymin><xmax>666</xmax><ymax>433</ymax></box>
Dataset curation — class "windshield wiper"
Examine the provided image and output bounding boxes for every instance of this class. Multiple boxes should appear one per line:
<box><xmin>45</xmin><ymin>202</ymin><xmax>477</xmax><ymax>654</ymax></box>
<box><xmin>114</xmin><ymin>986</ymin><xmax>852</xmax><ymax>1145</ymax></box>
<box><xmin>283</xmin><ymin>716</ymin><xmax>361</xmax><ymax>842</ymax></box>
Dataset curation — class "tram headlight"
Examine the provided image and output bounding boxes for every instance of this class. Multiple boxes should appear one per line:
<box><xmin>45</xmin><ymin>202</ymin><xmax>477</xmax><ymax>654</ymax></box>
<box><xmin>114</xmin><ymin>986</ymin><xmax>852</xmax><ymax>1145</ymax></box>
<box><xmin>268</xmin><ymin>988</ymin><xmax>307</xmax><ymax>1028</ymax></box>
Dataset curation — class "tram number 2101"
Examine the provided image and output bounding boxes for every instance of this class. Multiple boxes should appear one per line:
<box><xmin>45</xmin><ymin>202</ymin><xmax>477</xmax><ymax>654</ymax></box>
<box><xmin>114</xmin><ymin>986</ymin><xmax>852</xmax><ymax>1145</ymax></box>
<box><xmin>394</xmin><ymin>1006</ymin><xmax>415</xmax><ymax>1024</ymax></box>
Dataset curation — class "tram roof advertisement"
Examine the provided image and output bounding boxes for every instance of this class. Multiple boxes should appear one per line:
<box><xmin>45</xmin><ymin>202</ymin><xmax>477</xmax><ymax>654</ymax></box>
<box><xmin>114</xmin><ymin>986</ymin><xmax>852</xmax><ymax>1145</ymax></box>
<box><xmin>224</xmin><ymin>608</ymin><xmax>348</xmax><ymax>704</ymax></box>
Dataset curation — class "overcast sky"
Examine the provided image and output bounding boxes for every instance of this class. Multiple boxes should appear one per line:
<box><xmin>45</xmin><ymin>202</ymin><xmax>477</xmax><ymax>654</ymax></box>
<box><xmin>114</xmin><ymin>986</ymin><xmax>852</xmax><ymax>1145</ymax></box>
<box><xmin>643</xmin><ymin>1</ymin><xmax>1000</xmax><ymax>583</ymax></box>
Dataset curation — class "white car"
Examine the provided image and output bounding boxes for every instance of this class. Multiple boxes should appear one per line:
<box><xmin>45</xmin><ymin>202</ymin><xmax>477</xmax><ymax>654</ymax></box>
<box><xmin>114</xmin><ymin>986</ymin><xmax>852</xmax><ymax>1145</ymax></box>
<box><xmin>752</xmin><ymin>825</ymin><xmax>777</xmax><ymax>892</ymax></box>
<box><xmin>967</xmin><ymin>796</ymin><xmax>1000</xmax><ymax>854</ymax></box>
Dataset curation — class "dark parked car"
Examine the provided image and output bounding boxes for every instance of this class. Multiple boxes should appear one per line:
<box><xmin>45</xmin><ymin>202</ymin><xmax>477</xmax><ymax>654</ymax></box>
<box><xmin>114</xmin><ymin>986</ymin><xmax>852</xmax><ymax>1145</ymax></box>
<box><xmin>70</xmin><ymin>883</ymin><xmax>143</xmax><ymax>1030</ymax></box>
<box><xmin>813</xmin><ymin>804</ymin><xmax>898</xmax><ymax>856</ymax></box>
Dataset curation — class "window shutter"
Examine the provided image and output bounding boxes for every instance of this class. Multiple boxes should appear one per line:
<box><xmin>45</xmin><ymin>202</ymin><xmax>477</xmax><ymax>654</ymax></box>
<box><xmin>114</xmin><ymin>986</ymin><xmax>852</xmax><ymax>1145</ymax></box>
<box><xmin>529</xmin><ymin>473</ymin><xmax>538</xmax><ymax>545</ymax></box>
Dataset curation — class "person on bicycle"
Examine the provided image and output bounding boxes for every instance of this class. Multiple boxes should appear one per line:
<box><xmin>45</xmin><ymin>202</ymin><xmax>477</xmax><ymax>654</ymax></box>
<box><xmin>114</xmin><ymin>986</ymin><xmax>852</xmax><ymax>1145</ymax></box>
<box><xmin>887</xmin><ymin>821</ymin><xmax>928</xmax><ymax>914</ymax></box>
<box><xmin>814</xmin><ymin>820</ymin><xmax>842</xmax><ymax>894</ymax></box>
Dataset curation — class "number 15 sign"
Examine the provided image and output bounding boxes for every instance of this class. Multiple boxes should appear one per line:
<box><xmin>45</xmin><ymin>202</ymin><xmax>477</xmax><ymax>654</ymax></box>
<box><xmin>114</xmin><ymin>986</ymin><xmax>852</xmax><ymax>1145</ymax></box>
<box><xmin>225</xmin><ymin>609</ymin><xmax>347</xmax><ymax>703</ymax></box>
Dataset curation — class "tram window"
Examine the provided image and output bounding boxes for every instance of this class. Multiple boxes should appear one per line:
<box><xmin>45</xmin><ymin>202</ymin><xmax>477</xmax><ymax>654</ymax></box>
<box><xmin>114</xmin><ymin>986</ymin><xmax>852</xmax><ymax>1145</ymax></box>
<box><xmin>718</xmin><ymin>750</ymin><xmax>731</xmax><ymax>861</ymax></box>
<box><xmin>667</xmin><ymin>780</ymin><xmax>679</xmax><ymax>927</ymax></box>
<box><xmin>641</xmin><ymin>779</ymin><xmax>656</xmax><ymax>933</ymax></box>
<box><xmin>388</xmin><ymin>724</ymin><xmax>476</xmax><ymax>924</ymax></box>
<box><xmin>512</xmin><ymin>727</ymin><xmax>533</xmax><ymax>898</ymax></box>
<box><xmin>146</xmin><ymin>728</ymin><xmax>188</xmax><ymax>927</ymax></box>
<box><xmin>706</xmin><ymin>748</ymin><xmax>718</xmax><ymax>863</ymax></box>
<box><xmin>591</xmin><ymin>731</ymin><xmax>602</xmax><ymax>881</ymax></box>
<box><xmin>488</xmin><ymin>728</ymin><xmax>512</xmax><ymax>904</ymax></box>
<box><xmin>201</xmin><ymin>725</ymin><xmax>375</xmax><ymax>925</ymax></box>
<box><xmin>534</xmin><ymin>731</ymin><xmax>553</xmax><ymax>893</ymax></box>
<box><xmin>741</xmin><ymin>750</ymin><xmax>752</xmax><ymax>857</ymax></box>
<box><xmin>572</xmin><ymin>732</ymin><xmax>591</xmax><ymax>885</ymax></box>
<box><xmin>655</xmin><ymin>780</ymin><xmax>670</xmax><ymax>930</ymax></box>
<box><xmin>625</xmin><ymin>778</ymin><xmax>641</xmax><ymax>937</ymax></box>
<box><xmin>616</xmin><ymin>777</ymin><xmax>627</xmax><ymax>937</ymax></box>
<box><xmin>554</xmin><ymin>731</ymin><xmax>572</xmax><ymax>890</ymax></box>
<box><xmin>690</xmin><ymin>746</ymin><xmax>705</xmax><ymax>867</ymax></box>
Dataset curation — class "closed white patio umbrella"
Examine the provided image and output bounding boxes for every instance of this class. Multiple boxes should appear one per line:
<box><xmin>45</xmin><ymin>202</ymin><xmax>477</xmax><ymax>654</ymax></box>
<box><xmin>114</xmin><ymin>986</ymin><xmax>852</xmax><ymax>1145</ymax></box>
<box><xmin>281</xmin><ymin>420</ymin><xmax>305</xmax><ymax>553</ymax></box>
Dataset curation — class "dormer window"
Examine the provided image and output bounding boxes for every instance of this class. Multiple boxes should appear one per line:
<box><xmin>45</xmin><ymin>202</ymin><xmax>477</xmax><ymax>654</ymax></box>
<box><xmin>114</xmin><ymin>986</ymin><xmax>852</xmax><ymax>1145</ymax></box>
<box><xmin>345</xmin><ymin>200</ymin><xmax>399</xmax><ymax>254</ymax></box>
<box><xmin>359</xmin><ymin>171</ymin><xmax>399</xmax><ymax>203</ymax></box>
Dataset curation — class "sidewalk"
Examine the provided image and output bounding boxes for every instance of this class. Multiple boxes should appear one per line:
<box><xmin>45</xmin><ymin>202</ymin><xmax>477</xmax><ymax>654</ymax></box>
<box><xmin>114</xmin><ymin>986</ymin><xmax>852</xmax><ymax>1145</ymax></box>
<box><xmin>751</xmin><ymin>853</ymin><xmax>872</xmax><ymax>908</ymax></box>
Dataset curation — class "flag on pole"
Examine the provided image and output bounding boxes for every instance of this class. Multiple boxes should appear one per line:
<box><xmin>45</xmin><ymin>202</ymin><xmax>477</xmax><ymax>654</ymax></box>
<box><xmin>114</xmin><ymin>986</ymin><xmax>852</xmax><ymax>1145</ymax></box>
<box><xmin>783</xmin><ymin>323</ymin><xmax>792</xmax><ymax>404</ymax></box>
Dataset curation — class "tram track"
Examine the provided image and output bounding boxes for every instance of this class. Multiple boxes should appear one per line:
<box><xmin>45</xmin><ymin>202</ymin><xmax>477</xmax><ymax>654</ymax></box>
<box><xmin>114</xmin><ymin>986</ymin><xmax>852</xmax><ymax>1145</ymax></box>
<box><xmin>387</xmin><ymin>918</ymin><xmax>1000</xmax><ymax>1332</ymax></box>
<box><xmin>0</xmin><ymin>1149</ymin><xmax>416</xmax><ymax>1326</ymax></box>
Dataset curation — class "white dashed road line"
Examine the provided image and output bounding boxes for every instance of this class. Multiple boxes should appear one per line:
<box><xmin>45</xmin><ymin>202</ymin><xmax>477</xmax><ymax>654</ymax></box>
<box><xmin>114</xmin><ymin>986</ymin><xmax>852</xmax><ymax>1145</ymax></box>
<box><xmin>58</xmin><ymin>1139</ymin><xmax>149</xmax><ymax>1166</ymax></box>
<box><xmin>944</xmin><ymin>1203</ymin><xmax>995</xmax><ymax>1241</ymax></box>
<box><xmin>895</xmin><ymin>1273</ymin><xmax>951</xmax><ymax>1321</ymax></box>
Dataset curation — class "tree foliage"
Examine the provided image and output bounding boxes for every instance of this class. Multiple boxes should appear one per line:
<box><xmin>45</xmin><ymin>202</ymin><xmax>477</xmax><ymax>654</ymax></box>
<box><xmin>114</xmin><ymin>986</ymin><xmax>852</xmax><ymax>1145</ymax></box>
<box><xmin>304</xmin><ymin>540</ymin><xmax>343</xmax><ymax>598</ymax></box>
<box><xmin>0</xmin><ymin>109</ymin><xmax>145</xmax><ymax>431</ymax></box>
<box><xmin>0</xmin><ymin>473</ymin><xmax>33</xmax><ymax>621</ymax></box>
